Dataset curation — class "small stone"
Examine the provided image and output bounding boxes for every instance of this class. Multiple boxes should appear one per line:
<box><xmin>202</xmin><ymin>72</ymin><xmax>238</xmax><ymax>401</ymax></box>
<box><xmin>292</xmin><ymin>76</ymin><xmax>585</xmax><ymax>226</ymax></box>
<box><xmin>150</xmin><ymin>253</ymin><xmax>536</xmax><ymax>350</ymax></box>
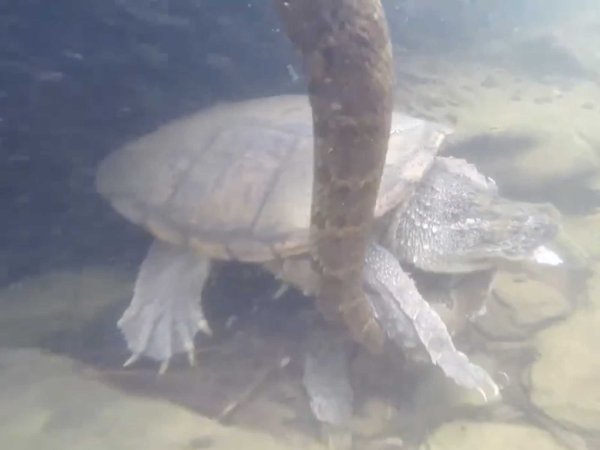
<box><xmin>472</xmin><ymin>294</ymin><xmax>529</xmax><ymax>341</ymax></box>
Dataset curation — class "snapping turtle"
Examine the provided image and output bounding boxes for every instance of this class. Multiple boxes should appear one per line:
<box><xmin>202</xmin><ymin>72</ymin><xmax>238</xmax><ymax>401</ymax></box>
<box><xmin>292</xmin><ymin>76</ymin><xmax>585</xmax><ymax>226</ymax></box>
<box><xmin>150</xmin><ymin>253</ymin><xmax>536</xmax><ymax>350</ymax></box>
<box><xmin>96</xmin><ymin>95</ymin><xmax>559</xmax><ymax>404</ymax></box>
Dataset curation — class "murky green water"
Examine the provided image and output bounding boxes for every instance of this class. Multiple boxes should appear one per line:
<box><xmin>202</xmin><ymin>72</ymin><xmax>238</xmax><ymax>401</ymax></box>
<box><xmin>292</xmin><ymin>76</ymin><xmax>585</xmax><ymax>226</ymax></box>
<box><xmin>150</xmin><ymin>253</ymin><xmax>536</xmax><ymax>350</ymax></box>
<box><xmin>1</xmin><ymin>1</ymin><xmax>600</xmax><ymax>449</ymax></box>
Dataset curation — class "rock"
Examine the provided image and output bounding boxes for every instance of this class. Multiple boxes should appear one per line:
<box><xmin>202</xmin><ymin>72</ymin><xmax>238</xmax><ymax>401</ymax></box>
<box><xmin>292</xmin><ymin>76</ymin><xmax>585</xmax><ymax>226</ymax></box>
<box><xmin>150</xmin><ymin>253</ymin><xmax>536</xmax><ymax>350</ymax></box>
<box><xmin>561</xmin><ymin>213</ymin><xmax>600</xmax><ymax>261</ymax></box>
<box><xmin>471</xmin><ymin>292</ymin><xmax>529</xmax><ymax>341</ymax></box>
<box><xmin>529</xmin><ymin>265</ymin><xmax>600</xmax><ymax>432</ymax></box>
<box><xmin>0</xmin><ymin>267</ymin><xmax>133</xmax><ymax>347</ymax></box>
<box><xmin>492</xmin><ymin>272</ymin><xmax>571</xmax><ymax>328</ymax></box>
<box><xmin>421</xmin><ymin>421</ymin><xmax>569</xmax><ymax>450</ymax></box>
<box><xmin>0</xmin><ymin>348</ymin><xmax>325</xmax><ymax>450</ymax></box>
<box><xmin>529</xmin><ymin>308</ymin><xmax>600</xmax><ymax>432</ymax></box>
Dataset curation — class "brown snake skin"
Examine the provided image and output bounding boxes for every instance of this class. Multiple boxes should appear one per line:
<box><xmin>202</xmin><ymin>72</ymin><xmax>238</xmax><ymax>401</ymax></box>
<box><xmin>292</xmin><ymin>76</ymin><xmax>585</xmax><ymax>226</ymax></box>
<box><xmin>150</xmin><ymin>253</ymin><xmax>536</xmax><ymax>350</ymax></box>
<box><xmin>274</xmin><ymin>0</ymin><xmax>395</xmax><ymax>354</ymax></box>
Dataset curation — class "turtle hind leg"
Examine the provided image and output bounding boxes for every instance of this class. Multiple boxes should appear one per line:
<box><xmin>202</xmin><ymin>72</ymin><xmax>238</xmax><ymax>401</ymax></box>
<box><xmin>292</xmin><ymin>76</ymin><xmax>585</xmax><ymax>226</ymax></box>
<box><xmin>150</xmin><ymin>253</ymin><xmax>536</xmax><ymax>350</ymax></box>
<box><xmin>303</xmin><ymin>321</ymin><xmax>354</xmax><ymax>448</ymax></box>
<box><xmin>117</xmin><ymin>239</ymin><xmax>211</xmax><ymax>370</ymax></box>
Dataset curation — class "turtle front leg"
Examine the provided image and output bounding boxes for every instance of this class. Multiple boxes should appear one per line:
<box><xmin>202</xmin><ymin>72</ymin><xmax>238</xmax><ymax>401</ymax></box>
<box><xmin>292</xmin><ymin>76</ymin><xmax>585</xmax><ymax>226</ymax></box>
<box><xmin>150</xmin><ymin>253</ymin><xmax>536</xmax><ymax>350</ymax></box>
<box><xmin>364</xmin><ymin>242</ymin><xmax>500</xmax><ymax>401</ymax></box>
<box><xmin>117</xmin><ymin>239</ymin><xmax>212</xmax><ymax>373</ymax></box>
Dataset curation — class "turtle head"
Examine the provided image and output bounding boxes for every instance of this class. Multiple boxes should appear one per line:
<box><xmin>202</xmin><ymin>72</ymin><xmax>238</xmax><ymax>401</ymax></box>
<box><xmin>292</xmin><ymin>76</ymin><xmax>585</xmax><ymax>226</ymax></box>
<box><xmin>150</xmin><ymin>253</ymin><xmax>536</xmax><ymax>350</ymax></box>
<box><xmin>389</xmin><ymin>197</ymin><xmax>562</xmax><ymax>273</ymax></box>
<box><xmin>473</xmin><ymin>200</ymin><xmax>561</xmax><ymax>264</ymax></box>
<box><xmin>382</xmin><ymin>160</ymin><xmax>562</xmax><ymax>274</ymax></box>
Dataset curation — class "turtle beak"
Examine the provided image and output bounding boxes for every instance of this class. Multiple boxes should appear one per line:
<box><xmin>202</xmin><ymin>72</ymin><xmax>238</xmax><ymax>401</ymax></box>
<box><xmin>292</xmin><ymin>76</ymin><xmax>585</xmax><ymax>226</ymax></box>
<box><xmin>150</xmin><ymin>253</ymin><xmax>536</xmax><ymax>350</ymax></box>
<box><xmin>530</xmin><ymin>245</ymin><xmax>563</xmax><ymax>266</ymax></box>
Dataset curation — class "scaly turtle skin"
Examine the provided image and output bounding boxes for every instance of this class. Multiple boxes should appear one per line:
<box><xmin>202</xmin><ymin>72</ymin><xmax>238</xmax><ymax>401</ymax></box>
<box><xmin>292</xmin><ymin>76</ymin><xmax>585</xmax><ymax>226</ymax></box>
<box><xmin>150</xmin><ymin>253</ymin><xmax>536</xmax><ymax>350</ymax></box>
<box><xmin>96</xmin><ymin>94</ymin><xmax>559</xmax><ymax>412</ymax></box>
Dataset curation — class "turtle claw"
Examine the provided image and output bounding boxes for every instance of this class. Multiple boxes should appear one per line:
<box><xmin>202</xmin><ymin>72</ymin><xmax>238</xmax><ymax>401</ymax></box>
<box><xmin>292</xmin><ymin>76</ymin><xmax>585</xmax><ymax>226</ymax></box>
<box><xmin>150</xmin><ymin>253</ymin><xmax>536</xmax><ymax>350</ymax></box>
<box><xmin>158</xmin><ymin>359</ymin><xmax>170</xmax><ymax>376</ymax></box>
<box><xmin>187</xmin><ymin>349</ymin><xmax>196</xmax><ymax>367</ymax></box>
<box><xmin>123</xmin><ymin>352</ymin><xmax>141</xmax><ymax>368</ymax></box>
<box><xmin>477</xmin><ymin>388</ymin><xmax>487</xmax><ymax>403</ymax></box>
<box><xmin>532</xmin><ymin>245</ymin><xmax>563</xmax><ymax>266</ymax></box>
<box><xmin>197</xmin><ymin>318</ymin><xmax>212</xmax><ymax>336</ymax></box>
<box><xmin>118</xmin><ymin>240</ymin><xmax>212</xmax><ymax>365</ymax></box>
<box><xmin>365</xmin><ymin>242</ymin><xmax>501</xmax><ymax>397</ymax></box>
<box><xmin>477</xmin><ymin>376</ymin><xmax>501</xmax><ymax>403</ymax></box>
<box><xmin>121</xmin><ymin>350</ymin><xmax>194</xmax><ymax>375</ymax></box>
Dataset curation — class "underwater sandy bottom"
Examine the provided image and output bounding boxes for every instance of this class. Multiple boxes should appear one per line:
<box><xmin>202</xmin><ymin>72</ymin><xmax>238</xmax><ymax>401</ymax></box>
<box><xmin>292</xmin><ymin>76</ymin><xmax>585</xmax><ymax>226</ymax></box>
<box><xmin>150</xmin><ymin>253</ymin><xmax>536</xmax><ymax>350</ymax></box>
<box><xmin>2</xmin><ymin>11</ymin><xmax>600</xmax><ymax>450</ymax></box>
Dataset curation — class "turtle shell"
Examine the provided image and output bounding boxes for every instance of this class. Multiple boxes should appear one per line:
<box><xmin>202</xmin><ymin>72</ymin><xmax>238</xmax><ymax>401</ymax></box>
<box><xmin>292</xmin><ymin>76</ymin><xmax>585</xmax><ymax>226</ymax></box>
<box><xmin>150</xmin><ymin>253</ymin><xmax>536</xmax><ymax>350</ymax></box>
<box><xmin>96</xmin><ymin>95</ymin><xmax>451</xmax><ymax>262</ymax></box>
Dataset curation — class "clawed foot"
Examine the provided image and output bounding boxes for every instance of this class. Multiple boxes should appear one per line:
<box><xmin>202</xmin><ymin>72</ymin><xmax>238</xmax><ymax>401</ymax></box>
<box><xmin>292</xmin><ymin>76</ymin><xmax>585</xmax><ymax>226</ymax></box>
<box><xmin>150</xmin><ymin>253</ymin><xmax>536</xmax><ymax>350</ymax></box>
<box><xmin>121</xmin><ymin>347</ymin><xmax>196</xmax><ymax>375</ymax></box>
<box><xmin>116</xmin><ymin>240</ymin><xmax>213</xmax><ymax>374</ymax></box>
<box><xmin>117</xmin><ymin>298</ymin><xmax>211</xmax><ymax>374</ymax></box>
